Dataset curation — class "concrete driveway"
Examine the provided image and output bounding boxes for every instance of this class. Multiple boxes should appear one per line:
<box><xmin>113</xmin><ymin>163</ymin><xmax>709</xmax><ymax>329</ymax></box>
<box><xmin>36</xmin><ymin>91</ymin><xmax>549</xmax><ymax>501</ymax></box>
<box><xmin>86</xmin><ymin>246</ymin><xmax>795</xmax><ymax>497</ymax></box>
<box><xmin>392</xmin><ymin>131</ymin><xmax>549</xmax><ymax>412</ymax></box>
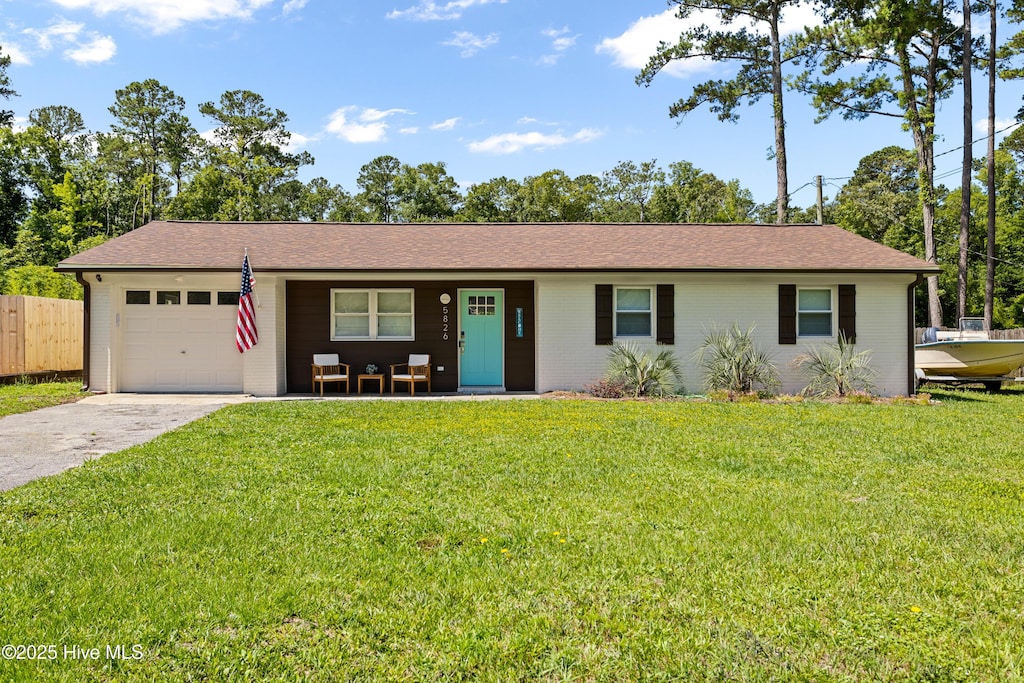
<box><xmin>0</xmin><ymin>394</ymin><xmax>250</xmax><ymax>492</ymax></box>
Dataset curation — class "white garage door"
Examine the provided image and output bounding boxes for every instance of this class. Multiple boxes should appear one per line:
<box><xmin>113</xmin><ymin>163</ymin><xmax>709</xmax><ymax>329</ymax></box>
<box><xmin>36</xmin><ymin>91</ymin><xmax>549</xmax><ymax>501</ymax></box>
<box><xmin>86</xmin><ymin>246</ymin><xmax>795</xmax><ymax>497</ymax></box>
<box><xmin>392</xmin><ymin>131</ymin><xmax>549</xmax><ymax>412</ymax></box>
<box><xmin>121</xmin><ymin>289</ymin><xmax>244</xmax><ymax>392</ymax></box>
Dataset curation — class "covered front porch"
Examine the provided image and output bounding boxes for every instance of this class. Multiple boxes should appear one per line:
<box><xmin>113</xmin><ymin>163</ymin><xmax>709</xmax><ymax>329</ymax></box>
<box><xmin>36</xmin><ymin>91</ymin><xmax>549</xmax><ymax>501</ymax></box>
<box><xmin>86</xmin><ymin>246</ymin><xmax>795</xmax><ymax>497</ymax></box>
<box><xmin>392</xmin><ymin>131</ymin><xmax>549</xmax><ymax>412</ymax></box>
<box><xmin>283</xmin><ymin>278</ymin><xmax>536</xmax><ymax>394</ymax></box>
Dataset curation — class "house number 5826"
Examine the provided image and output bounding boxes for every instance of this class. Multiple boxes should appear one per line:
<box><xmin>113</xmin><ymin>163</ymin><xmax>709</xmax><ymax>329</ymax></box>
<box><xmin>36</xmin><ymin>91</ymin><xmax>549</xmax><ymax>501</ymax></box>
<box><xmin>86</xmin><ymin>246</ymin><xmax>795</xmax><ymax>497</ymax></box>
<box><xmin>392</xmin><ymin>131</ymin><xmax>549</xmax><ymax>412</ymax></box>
<box><xmin>442</xmin><ymin>306</ymin><xmax>449</xmax><ymax>340</ymax></box>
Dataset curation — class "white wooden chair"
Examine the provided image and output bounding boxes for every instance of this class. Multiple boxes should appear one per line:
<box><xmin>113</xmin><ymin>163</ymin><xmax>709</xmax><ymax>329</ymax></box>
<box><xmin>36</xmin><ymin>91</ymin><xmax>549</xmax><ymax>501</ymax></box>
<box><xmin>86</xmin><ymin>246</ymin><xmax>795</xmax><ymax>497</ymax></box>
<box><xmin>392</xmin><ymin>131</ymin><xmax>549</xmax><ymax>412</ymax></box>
<box><xmin>311</xmin><ymin>353</ymin><xmax>350</xmax><ymax>396</ymax></box>
<box><xmin>390</xmin><ymin>354</ymin><xmax>431</xmax><ymax>395</ymax></box>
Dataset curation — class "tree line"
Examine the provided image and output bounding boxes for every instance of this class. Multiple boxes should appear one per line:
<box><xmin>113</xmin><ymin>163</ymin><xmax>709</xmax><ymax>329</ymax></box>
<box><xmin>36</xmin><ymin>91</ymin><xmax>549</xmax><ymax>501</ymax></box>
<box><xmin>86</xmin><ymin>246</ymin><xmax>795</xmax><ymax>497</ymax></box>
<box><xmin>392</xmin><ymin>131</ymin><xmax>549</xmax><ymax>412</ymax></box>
<box><xmin>635</xmin><ymin>0</ymin><xmax>1024</xmax><ymax>329</ymax></box>
<box><xmin>4</xmin><ymin>0</ymin><xmax>1024</xmax><ymax>329</ymax></box>
<box><xmin>0</xmin><ymin>75</ymin><xmax>767</xmax><ymax>276</ymax></box>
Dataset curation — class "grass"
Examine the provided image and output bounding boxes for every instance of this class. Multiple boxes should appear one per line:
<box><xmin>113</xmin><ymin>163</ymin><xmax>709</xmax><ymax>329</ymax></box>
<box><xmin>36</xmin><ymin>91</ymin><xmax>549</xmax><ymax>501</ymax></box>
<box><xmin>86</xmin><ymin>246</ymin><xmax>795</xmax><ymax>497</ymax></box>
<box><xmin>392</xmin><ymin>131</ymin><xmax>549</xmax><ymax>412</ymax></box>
<box><xmin>1</xmin><ymin>390</ymin><xmax>1023</xmax><ymax>681</ymax></box>
<box><xmin>0</xmin><ymin>379</ymin><xmax>86</xmax><ymax>418</ymax></box>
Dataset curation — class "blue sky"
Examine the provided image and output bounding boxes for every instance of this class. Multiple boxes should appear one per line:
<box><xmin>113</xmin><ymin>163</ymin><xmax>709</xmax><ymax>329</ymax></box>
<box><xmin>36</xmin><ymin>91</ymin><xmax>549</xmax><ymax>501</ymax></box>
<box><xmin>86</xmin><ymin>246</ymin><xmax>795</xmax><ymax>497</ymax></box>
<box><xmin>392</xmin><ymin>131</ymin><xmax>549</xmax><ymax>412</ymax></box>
<box><xmin>2</xmin><ymin>0</ymin><xmax>1023</xmax><ymax>207</ymax></box>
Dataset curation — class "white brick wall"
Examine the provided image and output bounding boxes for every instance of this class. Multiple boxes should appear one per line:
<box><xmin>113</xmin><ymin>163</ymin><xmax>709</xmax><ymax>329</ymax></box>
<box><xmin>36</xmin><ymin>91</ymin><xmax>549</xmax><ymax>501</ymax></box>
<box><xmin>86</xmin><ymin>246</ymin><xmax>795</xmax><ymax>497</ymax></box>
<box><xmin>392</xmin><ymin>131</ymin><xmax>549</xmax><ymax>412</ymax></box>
<box><xmin>87</xmin><ymin>272</ymin><xmax>258</xmax><ymax>393</ymax></box>
<box><xmin>84</xmin><ymin>269</ymin><xmax>916</xmax><ymax>397</ymax></box>
<box><xmin>536</xmin><ymin>273</ymin><xmax>916</xmax><ymax>396</ymax></box>
<box><xmin>241</xmin><ymin>275</ymin><xmax>286</xmax><ymax>397</ymax></box>
<box><xmin>86</xmin><ymin>279</ymin><xmax>112</xmax><ymax>393</ymax></box>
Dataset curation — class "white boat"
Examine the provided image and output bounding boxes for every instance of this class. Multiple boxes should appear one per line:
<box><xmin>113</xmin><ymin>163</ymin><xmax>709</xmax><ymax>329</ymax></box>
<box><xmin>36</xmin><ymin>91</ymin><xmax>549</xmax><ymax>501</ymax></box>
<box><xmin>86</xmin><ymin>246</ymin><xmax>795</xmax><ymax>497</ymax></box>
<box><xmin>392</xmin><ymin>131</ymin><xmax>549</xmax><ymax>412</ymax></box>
<box><xmin>915</xmin><ymin>317</ymin><xmax>1024</xmax><ymax>388</ymax></box>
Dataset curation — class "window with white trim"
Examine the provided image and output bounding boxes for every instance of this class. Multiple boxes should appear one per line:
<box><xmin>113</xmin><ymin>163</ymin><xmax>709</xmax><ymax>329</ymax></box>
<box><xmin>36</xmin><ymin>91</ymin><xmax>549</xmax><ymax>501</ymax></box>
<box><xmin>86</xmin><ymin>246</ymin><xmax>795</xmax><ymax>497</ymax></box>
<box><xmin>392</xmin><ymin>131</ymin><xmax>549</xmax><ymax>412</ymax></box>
<box><xmin>331</xmin><ymin>289</ymin><xmax>414</xmax><ymax>340</ymax></box>
<box><xmin>798</xmin><ymin>288</ymin><xmax>833</xmax><ymax>336</ymax></box>
<box><xmin>614</xmin><ymin>287</ymin><xmax>653</xmax><ymax>338</ymax></box>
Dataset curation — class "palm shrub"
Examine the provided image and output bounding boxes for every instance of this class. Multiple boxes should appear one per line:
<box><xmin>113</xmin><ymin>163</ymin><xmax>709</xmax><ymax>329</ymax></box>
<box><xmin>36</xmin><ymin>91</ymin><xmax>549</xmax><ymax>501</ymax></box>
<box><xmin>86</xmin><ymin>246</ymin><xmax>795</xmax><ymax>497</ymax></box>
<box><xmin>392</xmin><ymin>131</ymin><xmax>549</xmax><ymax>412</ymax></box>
<box><xmin>694</xmin><ymin>323</ymin><xmax>780</xmax><ymax>395</ymax></box>
<box><xmin>794</xmin><ymin>332</ymin><xmax>876</xmax><ymax>397</ymax></box>
<box><xmin>606</xmin><ymin>342</ymin><xmax>683</xmax><ymax>398</ymax></box>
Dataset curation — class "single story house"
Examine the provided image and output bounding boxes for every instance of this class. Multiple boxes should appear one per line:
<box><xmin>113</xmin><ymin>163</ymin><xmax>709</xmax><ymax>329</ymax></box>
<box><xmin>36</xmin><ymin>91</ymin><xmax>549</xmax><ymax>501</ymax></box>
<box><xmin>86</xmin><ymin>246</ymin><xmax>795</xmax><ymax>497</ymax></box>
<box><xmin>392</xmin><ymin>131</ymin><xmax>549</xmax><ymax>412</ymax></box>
<box><xmin>56</xmin><ymin>220</ymin><xmax>939</xmax><ymax>397</ymax></box>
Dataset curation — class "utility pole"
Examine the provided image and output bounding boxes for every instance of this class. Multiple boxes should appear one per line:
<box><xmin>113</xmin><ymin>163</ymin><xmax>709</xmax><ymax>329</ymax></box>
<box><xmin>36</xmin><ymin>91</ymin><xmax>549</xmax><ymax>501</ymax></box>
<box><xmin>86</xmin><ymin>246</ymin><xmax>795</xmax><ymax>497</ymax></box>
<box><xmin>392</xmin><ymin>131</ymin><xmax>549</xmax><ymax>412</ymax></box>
<box><xmin>959</xmin><ymin>0</ymin><xmax>973</xmax><ymax>323</ymax></box>
<box><xmin>815</xmin><ymin>175</ymin><xmax>824</xmax><ymax>224</ymax></box>
<box><xmin>985</xmin><ymin>0</ymin><xmax>997</xmax><ymax>330</ymax></box>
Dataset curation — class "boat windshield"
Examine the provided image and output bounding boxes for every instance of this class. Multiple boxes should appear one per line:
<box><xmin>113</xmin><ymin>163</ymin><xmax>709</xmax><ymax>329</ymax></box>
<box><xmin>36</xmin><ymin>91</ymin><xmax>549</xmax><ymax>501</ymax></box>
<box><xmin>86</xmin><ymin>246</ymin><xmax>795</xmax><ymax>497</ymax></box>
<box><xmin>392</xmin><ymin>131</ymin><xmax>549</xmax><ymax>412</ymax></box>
<box><xmin>960</xmin><ymin>318</ymin><xmax>986</xmax><ymax>333</ymax></box>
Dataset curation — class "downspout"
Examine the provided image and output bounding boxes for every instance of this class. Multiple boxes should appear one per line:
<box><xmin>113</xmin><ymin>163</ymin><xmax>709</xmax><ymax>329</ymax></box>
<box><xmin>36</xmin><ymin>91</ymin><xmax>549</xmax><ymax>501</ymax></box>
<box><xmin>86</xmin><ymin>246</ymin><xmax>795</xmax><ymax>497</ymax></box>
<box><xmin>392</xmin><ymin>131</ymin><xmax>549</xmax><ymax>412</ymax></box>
<box><xmin>908</xmin><ymin>274</ymin><xmax>925</xmax><ymax>395</ymax></box>
<box><xmin>74</xmin><ymin>272</ymin><xmax>91</xmax><ymax>392</ymax></box>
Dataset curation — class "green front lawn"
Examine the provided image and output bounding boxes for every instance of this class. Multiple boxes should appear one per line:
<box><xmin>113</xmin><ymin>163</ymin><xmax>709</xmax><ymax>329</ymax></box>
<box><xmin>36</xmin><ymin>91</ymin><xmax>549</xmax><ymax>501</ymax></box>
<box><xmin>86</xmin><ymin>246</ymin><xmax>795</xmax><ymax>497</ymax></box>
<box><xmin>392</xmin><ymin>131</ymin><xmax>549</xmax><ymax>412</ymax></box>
<box><xmin>0</xmin><ymin>380</ymin><xmax>86</xmax><ymax>418</ymax></box>
<box><xmin>1</xmin><ymin>392</ymin><xmax>1022</xmax><ymax>681</ymax></box>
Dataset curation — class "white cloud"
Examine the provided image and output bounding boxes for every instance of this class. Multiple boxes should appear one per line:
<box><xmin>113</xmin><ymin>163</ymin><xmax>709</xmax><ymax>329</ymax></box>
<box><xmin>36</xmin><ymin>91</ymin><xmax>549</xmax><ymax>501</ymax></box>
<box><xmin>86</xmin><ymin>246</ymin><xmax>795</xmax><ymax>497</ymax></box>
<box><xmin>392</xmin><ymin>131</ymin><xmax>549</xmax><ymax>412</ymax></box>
<box><xmin>468</xmin><ymin>127</ymin><xmax>603</xmax><ymax>154</ymax></box>
<box><xmin>543</xmin><ymin>26</ymin><xmax>578</xmax><ymax>52</ymax></box>
<box><xmin>975</xmin><ymin>117</ymin><xmax>1021</xmax><ymax>136</ymax></box>
<box><xmin>387</xmin><ymin>0</ymin><xmax>507</xmax><ymax>21</ymax></box>
<box><xmin>24</xmin><ymin>20</ymin><xmax>84</xmax><ymax>51</ymax></box>
<box><xmin>516</xmin><ymin>116</ymin><xmax>557</xmax><ymax>126</ymax></box>
<box><xmin>0</xmin><ymin>43</ymin><xmax>32</xmax><ymax>65</ymax></box>
<box><xmin>536</xmin><ymin>26</ymin><xmax>579</xmax><ymax>66</ymax></box>
<box><xmin>430</xmin><ymin>117</ymin><xmax>460</xmax><ymax>131</ymax></box>
<box><xmin>360</xmin><ymin>107</ymin><xmax>414</xmax><ymax>122</ymax></box>
<box><xmin>325</xmin><ymin>106</ymin><xmax>412</xmax><ymax>143</ymax></box>
<box><xmin>597</xmin><ymin>6</ymin><xmax>821</xmax><ymax>78</ymax></box>
<box><xmin>283</xmin><ymin>131</ymin><xmax>314</xmax><ymax>153</ymax></box>
<box><xmin>47</xmin><ymin>0</ymin><xmax>276</xmax><ymax>34</ymax></box>
<box><xmin>282</xmin><ymin>0</ymin><xmax>308</xmax><ymax>15</ymax></box>
<box><xmin>442</xmin><ymin>31</ymin><xmax>498</xmax><ymax>57</ymax></box>
<box><xmin>22</xmin><ymin>20</ymin><xmax>117</xmax><ymax>64</ymax></box>
<box><xmin>399</xmin><ymin>126</ymin><xmax>419</xmax><ymax>135</ymax></box>
<box><xmin>65</xmin><ymin>34</ymin><xmax>117</xmax><ymax>63</ymax></box>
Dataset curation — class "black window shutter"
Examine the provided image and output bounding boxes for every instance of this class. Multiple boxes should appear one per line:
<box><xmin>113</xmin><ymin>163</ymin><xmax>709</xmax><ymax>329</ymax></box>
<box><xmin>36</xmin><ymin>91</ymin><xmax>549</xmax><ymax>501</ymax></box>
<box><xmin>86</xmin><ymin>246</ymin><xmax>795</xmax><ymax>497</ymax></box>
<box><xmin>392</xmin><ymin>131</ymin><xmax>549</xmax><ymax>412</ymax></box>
<box><xmin>779</xmin><ymin>284</ymin><xmax>797</xmax><ymax>345</ymax></box>
<box><xmin>595</xmin><ymin>284</ymin><xmax>613</xmax><ymax>345</ymax></box>
<box><xmin>838</xmin><ymin>284</ymin><xmax>856</xmax><ymax>343</ymax></box>
<box><xmin>656</xmin><ymin>284</ymin><xmax>674</xmax><ymax>345</ymax></box>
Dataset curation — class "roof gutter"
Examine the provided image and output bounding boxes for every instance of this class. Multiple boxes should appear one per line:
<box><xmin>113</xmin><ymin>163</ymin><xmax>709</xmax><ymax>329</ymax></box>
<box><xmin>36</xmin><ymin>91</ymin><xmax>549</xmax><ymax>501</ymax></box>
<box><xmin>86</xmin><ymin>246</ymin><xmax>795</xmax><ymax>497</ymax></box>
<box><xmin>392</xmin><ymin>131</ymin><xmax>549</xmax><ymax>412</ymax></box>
<box><xmin>74</xmin><ymin>271</ymin><xmax>90</xmax><ymax>392</ymax></box>
<box><xmin>907</xmin><ymin>273</ymin><xmax>925</xmax><ymax>395</ymax></box>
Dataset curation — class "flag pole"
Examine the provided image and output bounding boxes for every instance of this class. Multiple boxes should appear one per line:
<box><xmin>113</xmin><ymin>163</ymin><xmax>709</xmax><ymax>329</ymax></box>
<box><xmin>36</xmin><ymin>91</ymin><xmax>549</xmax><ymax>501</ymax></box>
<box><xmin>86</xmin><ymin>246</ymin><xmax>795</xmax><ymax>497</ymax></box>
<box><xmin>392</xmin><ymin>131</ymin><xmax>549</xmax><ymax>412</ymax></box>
<box><xmin>245</xmin><ymin>247</ymin><xmax>262</xmax><ymax>310</ymax></box>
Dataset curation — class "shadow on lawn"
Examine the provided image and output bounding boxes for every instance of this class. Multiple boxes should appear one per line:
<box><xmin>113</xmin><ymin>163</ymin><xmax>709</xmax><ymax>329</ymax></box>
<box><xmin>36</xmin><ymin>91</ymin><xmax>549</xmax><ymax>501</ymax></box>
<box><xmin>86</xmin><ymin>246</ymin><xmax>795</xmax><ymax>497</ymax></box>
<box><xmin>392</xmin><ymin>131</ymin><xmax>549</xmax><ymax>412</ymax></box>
<box><xmin>923</xmin><ymin>385</ymin><xmax>1022</xmax><ymax>402</ymax></box>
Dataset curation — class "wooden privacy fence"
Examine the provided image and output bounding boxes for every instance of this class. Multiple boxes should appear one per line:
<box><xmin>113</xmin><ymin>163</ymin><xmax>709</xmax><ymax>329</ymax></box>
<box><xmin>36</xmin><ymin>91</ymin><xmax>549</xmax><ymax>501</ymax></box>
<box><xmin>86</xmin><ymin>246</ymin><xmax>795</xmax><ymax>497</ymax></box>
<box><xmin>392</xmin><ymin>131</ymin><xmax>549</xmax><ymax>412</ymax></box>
<box><xmin>915</xmin><ymin>327</ymin><xmax>1024</xmax><ymax>341</ymax></box>
<box><xmin>0</xmin><ymin>295</ymin><xmax>83</xmax><ymax>377</ymax></box>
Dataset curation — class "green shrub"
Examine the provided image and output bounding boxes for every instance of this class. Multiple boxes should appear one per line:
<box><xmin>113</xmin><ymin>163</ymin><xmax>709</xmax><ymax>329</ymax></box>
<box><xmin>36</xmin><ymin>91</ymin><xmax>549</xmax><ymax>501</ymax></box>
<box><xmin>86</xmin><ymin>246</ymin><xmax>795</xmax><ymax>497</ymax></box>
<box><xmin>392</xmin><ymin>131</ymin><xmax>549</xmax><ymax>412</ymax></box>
<box><xmin>1</xmin><ymin>265</ymin><xmax>83</xmax><ymax>299</ymax></box>
<box><xmin>694</xmin><ymin>323</ymin><xmax>780</xmax><ymax>394</ymax></box>
<box><xmin>794</xmin><ymin>332</ymin><xmax>876</xmax><ymax>397</ymax></box>
<box><xmin>605</xmin><ymin>342</ymin><xmax>683</xmax><ymax>398</ymax></box>
<box><xmin>585</xmin><ymin>378</ymin><xmax>628</xmax><ymax>399</ymax></box>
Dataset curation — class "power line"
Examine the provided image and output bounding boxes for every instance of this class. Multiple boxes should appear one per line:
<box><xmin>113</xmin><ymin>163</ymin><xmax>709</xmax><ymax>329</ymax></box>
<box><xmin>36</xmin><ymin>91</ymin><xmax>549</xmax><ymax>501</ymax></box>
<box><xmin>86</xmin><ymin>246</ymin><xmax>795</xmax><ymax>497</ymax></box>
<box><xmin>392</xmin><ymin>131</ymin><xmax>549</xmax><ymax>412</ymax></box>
<box><xmin>936</xmin><ymin>235</ymin><xmax>1024</xmax><ymax>272</ymax></box>
<box><xmin>934</xmin><ymin>121</ymin><xmax>1022</xmax><ymax>159</ymax></box>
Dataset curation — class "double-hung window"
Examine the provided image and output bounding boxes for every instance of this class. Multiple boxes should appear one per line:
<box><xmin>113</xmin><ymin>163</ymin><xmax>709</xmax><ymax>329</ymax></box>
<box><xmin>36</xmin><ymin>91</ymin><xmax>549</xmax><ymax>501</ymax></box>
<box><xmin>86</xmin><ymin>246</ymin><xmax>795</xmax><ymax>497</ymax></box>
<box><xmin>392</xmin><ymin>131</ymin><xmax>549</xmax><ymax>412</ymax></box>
<box><xmin>798</xmin><ymin>288</ymin><xmax>833</xmax><ymax>336</ymax></box>
<box><xmin>614</xmin><ymin>287</ymin><xmax>653</xmax><ymax>338</ymax></box>
<box><xmin>331</xmin><ymin>289</ymin><xmax>414</xmax><ymax>340</ymax></box>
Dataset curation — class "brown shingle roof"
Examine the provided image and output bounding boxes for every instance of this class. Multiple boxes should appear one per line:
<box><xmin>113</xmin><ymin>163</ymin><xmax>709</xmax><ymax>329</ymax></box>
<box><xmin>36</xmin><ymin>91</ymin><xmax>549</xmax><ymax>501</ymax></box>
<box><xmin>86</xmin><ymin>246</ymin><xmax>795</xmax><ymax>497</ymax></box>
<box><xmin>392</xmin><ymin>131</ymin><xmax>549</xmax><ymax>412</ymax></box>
<box><xmin>57</xmin><ymin>221</ymin><xmax>939</xmax><ymax>273</ymax></box>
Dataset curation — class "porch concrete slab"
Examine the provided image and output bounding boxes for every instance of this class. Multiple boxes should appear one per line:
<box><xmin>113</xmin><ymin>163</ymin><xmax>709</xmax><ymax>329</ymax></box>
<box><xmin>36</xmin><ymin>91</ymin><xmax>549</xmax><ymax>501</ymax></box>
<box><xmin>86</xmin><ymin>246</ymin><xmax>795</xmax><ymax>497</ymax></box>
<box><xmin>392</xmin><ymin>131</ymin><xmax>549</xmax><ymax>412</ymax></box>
<box><xmin>260</xmin><ymin>392</ymin><xmax>545</xmax><ymax>401</ymax></box>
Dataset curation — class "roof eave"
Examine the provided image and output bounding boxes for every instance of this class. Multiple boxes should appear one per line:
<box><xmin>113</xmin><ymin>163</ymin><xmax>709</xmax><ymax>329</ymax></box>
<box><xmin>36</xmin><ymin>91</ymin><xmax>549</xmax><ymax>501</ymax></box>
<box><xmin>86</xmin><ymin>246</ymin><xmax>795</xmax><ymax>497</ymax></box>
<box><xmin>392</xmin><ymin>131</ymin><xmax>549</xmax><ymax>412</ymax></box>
<box><xmin>56</xmin><ymin>264</ymin><xmax>942</xmax><ymax>275</ymax></box>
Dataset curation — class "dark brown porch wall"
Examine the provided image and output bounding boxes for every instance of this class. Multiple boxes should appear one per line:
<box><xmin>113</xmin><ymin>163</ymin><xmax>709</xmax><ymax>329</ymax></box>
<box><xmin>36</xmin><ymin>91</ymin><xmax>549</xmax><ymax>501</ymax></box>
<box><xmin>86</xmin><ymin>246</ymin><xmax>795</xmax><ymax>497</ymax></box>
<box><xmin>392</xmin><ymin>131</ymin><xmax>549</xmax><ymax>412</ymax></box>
<box><xmin>286</xmin><ymin>280</ymin><xmax>535</xmax><ymax>393</ymax></box>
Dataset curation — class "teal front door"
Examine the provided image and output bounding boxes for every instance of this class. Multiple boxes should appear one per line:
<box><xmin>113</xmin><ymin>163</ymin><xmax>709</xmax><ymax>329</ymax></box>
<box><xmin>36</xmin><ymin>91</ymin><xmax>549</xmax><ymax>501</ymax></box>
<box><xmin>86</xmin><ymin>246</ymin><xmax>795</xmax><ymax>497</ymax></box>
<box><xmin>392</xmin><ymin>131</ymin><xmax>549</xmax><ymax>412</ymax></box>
<box><xmin>460</xmin><ymin>290</ymin><xmax>504</xmax><ymax>387</ymax></box>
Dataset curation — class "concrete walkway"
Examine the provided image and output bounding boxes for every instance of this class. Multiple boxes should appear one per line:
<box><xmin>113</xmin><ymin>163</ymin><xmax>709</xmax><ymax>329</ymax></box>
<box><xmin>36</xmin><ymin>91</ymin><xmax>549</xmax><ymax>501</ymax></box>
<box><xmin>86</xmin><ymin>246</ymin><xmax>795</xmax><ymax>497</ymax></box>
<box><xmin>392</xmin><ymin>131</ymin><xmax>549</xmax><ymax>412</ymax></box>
<box><xmin>0</xmin><ymin>394</ymin><xmax>250</xmax><ymax>492</ymax></box>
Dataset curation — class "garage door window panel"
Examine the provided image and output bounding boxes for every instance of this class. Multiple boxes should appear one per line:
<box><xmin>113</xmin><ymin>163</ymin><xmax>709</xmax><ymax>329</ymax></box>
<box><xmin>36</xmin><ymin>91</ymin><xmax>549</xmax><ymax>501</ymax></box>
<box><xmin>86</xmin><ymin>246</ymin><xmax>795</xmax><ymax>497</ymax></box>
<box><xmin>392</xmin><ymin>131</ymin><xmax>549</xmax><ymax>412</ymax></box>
<box><xmin>157</xmin><ymin>291</ymin><xmax>180</xmax><ymax>305</ymax></box>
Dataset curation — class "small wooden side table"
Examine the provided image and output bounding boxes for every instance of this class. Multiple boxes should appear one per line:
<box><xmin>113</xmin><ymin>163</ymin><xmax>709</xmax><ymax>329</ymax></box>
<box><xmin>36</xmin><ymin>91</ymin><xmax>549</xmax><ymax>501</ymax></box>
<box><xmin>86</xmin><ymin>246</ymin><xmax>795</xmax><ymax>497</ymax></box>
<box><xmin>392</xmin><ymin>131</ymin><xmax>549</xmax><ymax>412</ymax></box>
<box><xmin>357</xmin><ymin>374</ymin><xmax>385</xmax><ymax>395</ymax></box>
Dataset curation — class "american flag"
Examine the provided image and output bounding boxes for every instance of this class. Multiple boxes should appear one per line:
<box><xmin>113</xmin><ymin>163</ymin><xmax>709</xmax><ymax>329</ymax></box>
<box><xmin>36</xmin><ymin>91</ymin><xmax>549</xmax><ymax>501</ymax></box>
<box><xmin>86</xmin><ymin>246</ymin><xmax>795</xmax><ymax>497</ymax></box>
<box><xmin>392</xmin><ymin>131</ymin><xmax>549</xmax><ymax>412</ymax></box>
<box><xmin>236</xmin><ymin>253</ymin><xmax>258</xmax><ymax>353</ymax></box>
